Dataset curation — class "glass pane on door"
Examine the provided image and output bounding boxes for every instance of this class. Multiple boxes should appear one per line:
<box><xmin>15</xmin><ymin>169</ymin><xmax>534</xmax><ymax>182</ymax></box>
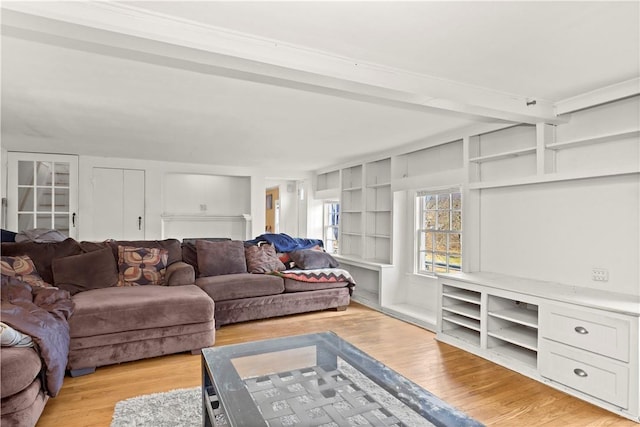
<box><xmin>36</xmin><ymin>162</ymin><xmax>53</xmax><ymax>186</ymax></box>
<box><xmin>54</xmin><ymin>163</ymin><xmax>70</xmax><ymax>186</ymax></box>
<box><xmin>18</xmin><ymin>187</ymin><xmax>34</xmax><ymax>211</ymax></box>
<box><xmin>37</xmin><ymin>214</ymin><xmax>52</xmax><ymax>228</ymax></box>
<box><xmin>18</xmin><ymin>161</ymin><xmax>34</xmax><ymax>185</ymax></box>
<box><xmin>36</xmin><ymin>188</ymin><xmax>52</xmax><ymax>213</ymax></box>
<box><xmin>54</xmin><ymin>189</ymin><xmax>70</xmax><ymax>213</ymax></box>
<box><xmin>18</xmin><ymin>214</ymin><xmax>34</xmax><ymax>230</ymax></box>
<box><xmin>54</xmin><ymin>214</ymin><xmax>70</xmax><ymax>235</ymax></box>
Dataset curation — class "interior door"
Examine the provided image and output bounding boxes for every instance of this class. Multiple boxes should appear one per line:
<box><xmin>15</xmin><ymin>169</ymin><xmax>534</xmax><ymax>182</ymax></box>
<box><xmin>265</xmin><ymin>187</ymin><xmax>279</xmax><ymax>233</ymax></box>
<box><xmin>92</xmin><ymin>168</ymin><xmax>145</xmax><ymax>240</ymax></box>
<box><xmin>7</xmin><ymin>152</ymin><xmax>79</xmax><ymax>238</ymax></box>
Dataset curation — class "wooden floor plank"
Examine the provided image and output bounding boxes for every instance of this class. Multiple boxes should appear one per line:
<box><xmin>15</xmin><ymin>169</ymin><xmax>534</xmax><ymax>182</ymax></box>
<box><xmin>36</xmin><ymin>303</ymin><xmax>635</xmax><ymax>426</ymax></box>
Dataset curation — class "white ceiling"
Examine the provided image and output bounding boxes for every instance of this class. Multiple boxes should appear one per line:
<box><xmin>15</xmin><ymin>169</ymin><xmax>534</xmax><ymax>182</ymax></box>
<box><xmin>1</xmin><ymin>1</ymin><xmax>639</xmax><ymax>172</ymax></box>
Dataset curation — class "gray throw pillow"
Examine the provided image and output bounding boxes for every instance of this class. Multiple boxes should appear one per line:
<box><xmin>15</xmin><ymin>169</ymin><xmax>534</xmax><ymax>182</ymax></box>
<box><xmin>245</xmin><ymin>244</ymin><xmax>286</xmax><ymax>273</ymax></box>
<box><xmin>196</xmin><ymin>240</ymin><xmax>247</xmax><ymax>277</ymax></box>
<box><xmin>289</xmin><ymin>249</ymin><xmax>339</xmax><ymax>270</ymax></box>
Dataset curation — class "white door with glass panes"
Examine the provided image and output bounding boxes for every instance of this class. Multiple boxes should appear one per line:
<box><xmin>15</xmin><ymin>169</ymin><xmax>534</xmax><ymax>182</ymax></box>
<box><xmin>92</xmin><ymin>168</ymin><xmax>145</xmax><ymax>241</ymax></box>
<box><xmin>7</xmin><ymin>152</ymin><xmax>79</xmax><ymax>238</ymax></box>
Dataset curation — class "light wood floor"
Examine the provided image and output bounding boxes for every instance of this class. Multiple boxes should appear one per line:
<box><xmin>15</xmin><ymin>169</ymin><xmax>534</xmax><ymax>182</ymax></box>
<box><xmin>37</xmin><ymin>303</ymin><xmax>635</xmax><ymax>427</ymax></box>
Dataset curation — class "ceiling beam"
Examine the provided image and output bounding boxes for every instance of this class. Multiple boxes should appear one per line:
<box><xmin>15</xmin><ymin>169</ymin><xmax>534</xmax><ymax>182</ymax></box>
<box><xmin>1</xmin><ymin>3</ymin><xmax>563</xmax><ymax>124</ymax></box>
<box><xmin>555</xmin><ymin>78</ymin><xmax>640</xmax><ymax>115</ymax></box>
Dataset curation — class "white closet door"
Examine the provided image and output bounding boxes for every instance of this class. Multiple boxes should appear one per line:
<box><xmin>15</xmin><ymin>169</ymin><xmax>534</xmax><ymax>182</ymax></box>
<box><xmin>7</xmin><ymin>152</ymin><xmax>79</xmax><ymax>239</ymax></box>
<box><xmin>92</xmin><ymin>168</ymin><xmax>144</xmax><ymax>240</ymax></box>
<box><xmin>122</xmin><ymin>169</ymin><xmax>145</xmax><ymax>239</ymax></box>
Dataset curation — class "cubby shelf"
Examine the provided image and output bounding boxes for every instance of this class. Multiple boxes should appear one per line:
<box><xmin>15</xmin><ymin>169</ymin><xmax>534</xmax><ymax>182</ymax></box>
<box><xmin>488</xmin><ymin>325</ymin><xmax>538</xmax><ymax>351</ymax></box>
<box><xmin>489</xmin><ymin>307</ymin><xmax>538</xmax><ymax>328</ymax></box>
<box><xmin>443</xmin><ymin>313</ymin><xmax>481</xmax><ymax>331</ymax></box>
<box><xmin>443</xmin><ymin>303</ymin><xmax>482</xmax><ymax>320</ymax></box>
<box><xmin>443</xmin><ymin>288</ymin><xmax>481</xmax><ymax>305</ymax></box>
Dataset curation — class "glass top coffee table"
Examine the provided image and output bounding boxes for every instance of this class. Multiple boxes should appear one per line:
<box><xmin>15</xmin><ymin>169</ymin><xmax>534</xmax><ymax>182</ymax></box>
<box><xmin>202</xmin><ymin>331</ymin><xmax>483</xmax><ymax>427</ymax></box>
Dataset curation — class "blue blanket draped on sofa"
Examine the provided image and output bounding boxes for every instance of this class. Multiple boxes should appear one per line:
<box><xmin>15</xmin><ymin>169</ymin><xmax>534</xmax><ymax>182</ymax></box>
<box><xmin>246</xmin><ymin>233</ymin><xmax>324</xmax><ymax>253</ymax></box>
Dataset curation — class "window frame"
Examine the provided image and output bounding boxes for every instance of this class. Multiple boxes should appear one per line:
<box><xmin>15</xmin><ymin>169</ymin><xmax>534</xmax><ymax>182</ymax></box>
<box><xmin>415</xmin><ymin>187</ymin><xmax>462</xmax><ymax>276</ymax></box>
<box><xmin>323</xmin><ymin>200</ymin><xmax>340</xmax><ymax>254</ymax></box>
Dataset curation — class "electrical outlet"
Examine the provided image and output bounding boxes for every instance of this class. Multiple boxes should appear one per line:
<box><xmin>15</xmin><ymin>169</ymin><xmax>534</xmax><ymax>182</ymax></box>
<box><xmin>592</xmin><ymin>268</ymin><xmax>609</xmax><ymax>282</ymax></box>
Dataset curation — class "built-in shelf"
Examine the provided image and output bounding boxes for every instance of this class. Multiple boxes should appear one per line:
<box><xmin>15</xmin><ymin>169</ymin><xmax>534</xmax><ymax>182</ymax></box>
<box><xmin>342</xmin><ymin>186</ymin><xmax>363</xmax><ymax>192</ymax></box>
<box><xmin>443</xmin><ymin>303</ymin><xmax>482</xmax><ymax>320</ymax></box>
<box><xmin>488</xmin><ymin>325</ymin><xmax>538</xmax><ymax>351</ymax></box>
<box><xmin>366</xmin><ymin>182</ymin><xmax>391</xmax><ymax>188</ymax></box>
<box><xmin>489</xmin><ymin>307</ymin><xmax>538</xmax><ymax>328</ymax></box>
<box><xmin>490</xmin><ymin>343</ymin><xmax>538</xmax><ymax>367</ymax></box>
<box><xmin>443</xmin><ymin>288</ymin><xmax>481</xmax><ymax>305</ymax></box>
<box><xmin>469</xmin><ymin>147</ymin><xmax>536</xmax><ymax>163</ymax></box>
<box><xmin>443</xmin><ymin>312</ymin><xmax>481</xmax><ymax>331</ymax></box>
<box><xmin>341</xmin><ymin>232</ymin><xmax>362</xmax><ymax>236</ymax></box>
<box><xmin>368</xmin><ymin>234</ymin><xmax>390</xmax><ymax>239</ymax></box>
<box><xmin>547</xmin><ymin>129</ymin><xmax>640</xmax><ymax>150</ymax></box>
<box><xmin>439</xmin><ymin>277</ymin><xmax>540</xmax><ymax>372</ymax></box>
<box><xmin>469</xmin><ymin>166</ymin><xmax>640</xmax><ymax>190</ymax></box>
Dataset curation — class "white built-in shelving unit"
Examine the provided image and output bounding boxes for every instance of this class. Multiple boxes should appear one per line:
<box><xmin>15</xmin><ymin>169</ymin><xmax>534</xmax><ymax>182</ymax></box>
<box><xmin>364</xmin><ymin>158</ymin><xmax>392</xmax><ymax>264</ymax></box>
<box><xmin>340</xmin><ymin>164</ymin><xmax>364</xmax><ymax>259</ymax></box>
<box><xmin>313</xmin><ymin>93</ymin><xmax>640</xmax><ymax>422</ymax></box>
<box><xmin>437</xmin><ymin>272</ymin><xmax>639</xmax><ymax>422</ymax></box>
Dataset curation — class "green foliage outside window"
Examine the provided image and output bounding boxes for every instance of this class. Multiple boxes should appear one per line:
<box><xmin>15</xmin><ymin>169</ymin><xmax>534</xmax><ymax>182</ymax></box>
<box><xmin>418</xmin><ymin>190</ymin><xmax>462</xmax><ymax>274</ymax></box>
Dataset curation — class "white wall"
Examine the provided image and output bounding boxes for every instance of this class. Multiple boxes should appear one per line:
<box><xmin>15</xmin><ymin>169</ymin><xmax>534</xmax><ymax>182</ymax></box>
<box><xmin>0</xmin><ymin>147</ymin><xmax>7</xmax><ymax>230</ymax></box>
<box><xmin>480</xmin><ymin>175</ymin><xmax>639</xmax><ymax>294</ymax></box>
<box><xmin>76</xmin><ymin>155</ymin><xmax>307</xmax><ymax>241</ymax></box>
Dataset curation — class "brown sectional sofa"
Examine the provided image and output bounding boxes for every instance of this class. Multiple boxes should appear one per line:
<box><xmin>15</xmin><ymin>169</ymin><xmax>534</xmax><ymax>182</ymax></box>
<box><xmin>1</xmin><ymin>238</ymin><xmax>215</xmax><ymax>425</ymax></box>
<box><xmin>1</xmin><ymin>236</ymin><xmax>353</xmax><ymax>426</ymax></box>
<box><xmin>196</xmin><ymin>272</ymin><xmax>350</xmax><ymax>327</ymax></box>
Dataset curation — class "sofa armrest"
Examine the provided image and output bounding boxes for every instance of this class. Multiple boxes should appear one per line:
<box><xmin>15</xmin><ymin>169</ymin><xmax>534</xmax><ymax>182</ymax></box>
<box><xmin>165</xmin><ymin>262</ymin><xmax>195</xmax><ymax>286</ymax></box>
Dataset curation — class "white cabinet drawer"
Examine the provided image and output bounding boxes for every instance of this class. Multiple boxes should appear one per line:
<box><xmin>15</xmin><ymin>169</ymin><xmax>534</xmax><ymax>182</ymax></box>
<box><xmin>539</xmin><ymin>339</ymin><xmax>629</xmax><ymax>408</ymax></box>
<box><xmin>540</xmin><ymin>304</ymin><xmax>630</xmax><ymax>362</ymax></box>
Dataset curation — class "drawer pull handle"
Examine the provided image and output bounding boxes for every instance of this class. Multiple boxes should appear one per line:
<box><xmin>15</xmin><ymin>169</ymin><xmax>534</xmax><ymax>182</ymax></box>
<box><xmin>573</xmin><ymin>368</ymin><xmax>588</xmax><ymax>378</ymax></box>
<box><xmin>574</xmin><ymin>326</ymin><xmax>589</xmax><ymax>335</ymax></box>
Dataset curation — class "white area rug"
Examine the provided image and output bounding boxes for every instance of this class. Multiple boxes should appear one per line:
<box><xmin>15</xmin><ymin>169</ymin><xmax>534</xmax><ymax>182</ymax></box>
<box><xmin>111</xmin><ymin>387</ymin><xmax>202</xmax><ymax>427</ymax></box>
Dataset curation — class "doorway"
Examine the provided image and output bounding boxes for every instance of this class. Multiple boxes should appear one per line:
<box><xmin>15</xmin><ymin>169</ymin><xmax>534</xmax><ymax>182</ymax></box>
<box><xmin>265</xmin><ymin>187</ymin><xmax>279</xmax><ymax>233</ymax></box>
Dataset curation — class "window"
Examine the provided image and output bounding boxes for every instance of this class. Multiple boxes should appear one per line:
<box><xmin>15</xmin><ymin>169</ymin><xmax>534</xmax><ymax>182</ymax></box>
<box><xmin>417</xmin><ymin>189</ymin><xmax>461</xmax><ymax>274</ymax></box>
<box><xmin>323</xmin><ymin>201</ymin><xmax>340</xmax><ymax>254</ymax></box>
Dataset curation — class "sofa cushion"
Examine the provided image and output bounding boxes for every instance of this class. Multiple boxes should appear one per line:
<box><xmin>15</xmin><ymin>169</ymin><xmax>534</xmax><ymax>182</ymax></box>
<box><xmin>196</xmin><ymin>273</ymin><xmax>284</xmax><ymax>301</ymax></box>
<box><xmin>181</xmin><ymin>238</ymin><xmax>231</xmax><ymax>277</ymax></box>
<box><xmin>245</xmin><ymin>244</ymin><xmax>285</xmax><ymax>273</ymax></box>
<box><xmin>0</xmin><ymin>255</ymin><xmax>48</xmax><ymax>288</ymax></box>
<box><xmin>283</xmin><ymin>278</ymin><xmax>349</xmax><ymax>293</ymax></box>
<box><xmin>0</xmin><ymin>377</ymin><xmax>46</xmax><ymax>419</ymax></box>
<box><xmin>0</xmin><ymin>238</ymin><xmax>82</xmax><ymax>284</ymax></box>
<box><xmin>108</xmin><ymin>239</ymin><xmax>182</xmax><ymax>265</ymax></box>
<box><xmin>196</xmin><ymin>240</ymin><xmax>247</xmax><ymax>277</ymax></box>
<box><xmin>69</xmin><ymin>285</ymin><xmax>213</xmax><ymax>338</ymax></box>
<box><xmin>288</xmin><ymin>249</ymin><xmax>339</xmax><ymax>270</ymax></box>
<box><xmin>52</xmin><ymin>247</ymin><xmax>118</xmax><ymax>295</ymax></box>
<box><xmin>0</xmin><ymin>347</ymin><xmax>41</xmax><ymax>399</ymax></box>
<box><xmin>117</xmin><ymin>246</ymin><xmax>168</xmax><ymax>286</ymax></box>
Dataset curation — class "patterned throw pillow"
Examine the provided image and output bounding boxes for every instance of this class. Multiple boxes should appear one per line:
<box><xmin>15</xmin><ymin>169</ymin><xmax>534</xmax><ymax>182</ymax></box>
<box><xmin>0</xmin><ymin>255</ymin><xmax>49</xmax><ymax>288</ymax></box>
<box><xmin>117</xmin><ymin>246</ymin><xmax>169</xmax><ymax>286</ymax></box>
